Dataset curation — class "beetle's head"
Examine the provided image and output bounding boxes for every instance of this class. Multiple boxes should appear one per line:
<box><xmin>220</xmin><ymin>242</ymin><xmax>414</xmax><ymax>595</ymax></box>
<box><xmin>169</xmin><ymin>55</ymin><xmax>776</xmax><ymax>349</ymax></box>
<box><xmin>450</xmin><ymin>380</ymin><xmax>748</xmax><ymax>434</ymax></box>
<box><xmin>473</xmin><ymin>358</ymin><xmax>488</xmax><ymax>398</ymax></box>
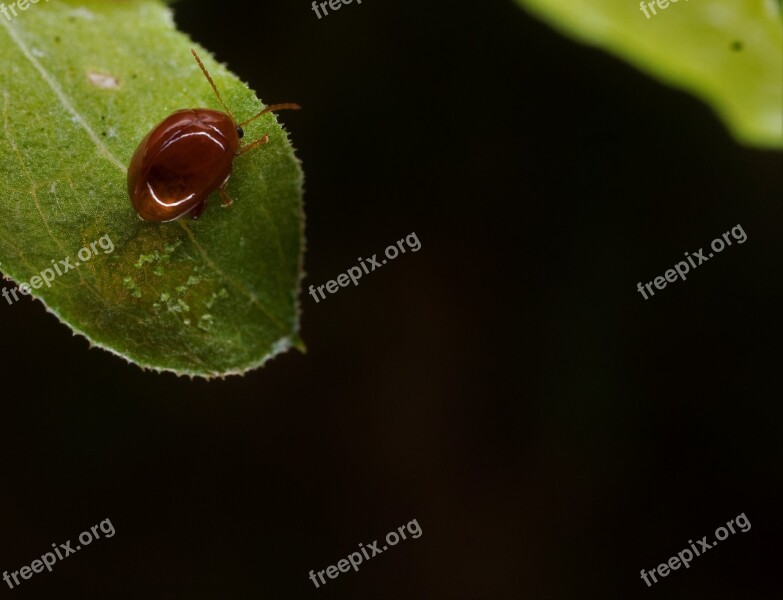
<box><xmin>236</xmin><ymin>126</ymin><xmax>244</xmax><ymax>139</ymax></box>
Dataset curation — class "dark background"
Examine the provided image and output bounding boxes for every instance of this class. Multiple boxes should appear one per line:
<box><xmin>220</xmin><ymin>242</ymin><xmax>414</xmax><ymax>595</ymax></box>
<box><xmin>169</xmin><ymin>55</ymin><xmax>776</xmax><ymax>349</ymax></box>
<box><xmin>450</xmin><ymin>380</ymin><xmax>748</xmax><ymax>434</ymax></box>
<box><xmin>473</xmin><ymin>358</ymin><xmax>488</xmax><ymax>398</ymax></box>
<box><xmin>1</xmin><ymin>0</ymin><xmax>781</xmax><ymax>598</ymax></box>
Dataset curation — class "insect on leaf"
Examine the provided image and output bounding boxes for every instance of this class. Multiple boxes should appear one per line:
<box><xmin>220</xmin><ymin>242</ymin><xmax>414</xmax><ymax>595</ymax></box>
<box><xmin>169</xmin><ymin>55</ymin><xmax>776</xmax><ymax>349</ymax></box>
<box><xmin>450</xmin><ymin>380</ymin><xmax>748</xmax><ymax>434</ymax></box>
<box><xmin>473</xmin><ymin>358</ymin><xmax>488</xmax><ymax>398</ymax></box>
<box><xmin>0</xmin><ymin>0</ymin><xmax>305</xmax><ymax>378</ymax></box>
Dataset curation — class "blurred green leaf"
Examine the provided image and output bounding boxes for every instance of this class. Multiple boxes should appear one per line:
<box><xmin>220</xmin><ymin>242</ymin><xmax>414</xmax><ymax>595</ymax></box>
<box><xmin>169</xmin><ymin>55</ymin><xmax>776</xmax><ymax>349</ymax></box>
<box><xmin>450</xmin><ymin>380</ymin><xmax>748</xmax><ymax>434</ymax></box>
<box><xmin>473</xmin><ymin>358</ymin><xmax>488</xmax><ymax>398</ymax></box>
<box><xmin>515</xmin><ymin>0</ymin><xmax>783</xmax><ymax>147</ymax></box>
<box><xmin>0</xmin><ymin>0</ymin><xmax>305</xmax><ymax>378</ymax></box>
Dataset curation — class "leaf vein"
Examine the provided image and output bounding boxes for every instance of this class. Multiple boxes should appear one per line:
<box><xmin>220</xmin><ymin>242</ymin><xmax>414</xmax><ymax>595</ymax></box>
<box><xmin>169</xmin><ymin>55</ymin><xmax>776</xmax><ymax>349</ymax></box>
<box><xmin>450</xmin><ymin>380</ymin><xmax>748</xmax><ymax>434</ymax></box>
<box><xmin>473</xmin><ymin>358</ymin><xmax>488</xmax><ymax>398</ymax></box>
<box><xmin>0</xmin><ymin>20</ymin><xmax>126</xmax><ymax>173</ymax></box>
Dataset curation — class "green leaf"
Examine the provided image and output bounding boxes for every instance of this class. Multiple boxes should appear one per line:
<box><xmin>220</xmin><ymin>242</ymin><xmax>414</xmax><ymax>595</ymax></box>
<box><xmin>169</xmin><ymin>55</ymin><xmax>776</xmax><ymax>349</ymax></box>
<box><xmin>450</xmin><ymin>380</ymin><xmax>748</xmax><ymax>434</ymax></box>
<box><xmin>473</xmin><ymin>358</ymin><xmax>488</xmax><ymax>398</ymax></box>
<box><xmin>0</xmin><ymin>0</ymin><xmax>305</xmax><ymax>378</ymax></box>
<box><xmin>514</xmin><ymin>0</ymin><xmax>783</xmax><ymax>148</ymax></box>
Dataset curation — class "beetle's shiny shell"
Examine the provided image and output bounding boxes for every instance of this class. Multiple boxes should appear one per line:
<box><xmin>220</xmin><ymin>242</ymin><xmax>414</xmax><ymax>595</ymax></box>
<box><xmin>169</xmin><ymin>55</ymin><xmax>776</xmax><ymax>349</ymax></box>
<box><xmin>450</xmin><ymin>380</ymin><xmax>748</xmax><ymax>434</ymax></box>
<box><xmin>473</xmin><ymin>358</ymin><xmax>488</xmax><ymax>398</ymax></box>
<box><xmin>127</xmin><ymin>109</ymin><xmax>240</xmax><ymax>222</ymax></box>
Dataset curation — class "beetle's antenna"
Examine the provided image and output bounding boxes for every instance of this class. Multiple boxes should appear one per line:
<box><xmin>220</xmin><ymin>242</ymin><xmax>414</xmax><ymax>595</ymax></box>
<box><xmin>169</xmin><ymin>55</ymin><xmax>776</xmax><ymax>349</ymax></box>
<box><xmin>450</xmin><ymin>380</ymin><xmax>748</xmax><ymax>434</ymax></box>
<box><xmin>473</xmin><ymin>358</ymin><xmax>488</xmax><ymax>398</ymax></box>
<box><xmin>191</xmin><ymin>49</ymin><xmax>235</xmax><ymax>121</ymax></box>
<box><xmin>239</xmin><ymin>103</ymin><xmax>301</xmax><ymax>128</ymax></box>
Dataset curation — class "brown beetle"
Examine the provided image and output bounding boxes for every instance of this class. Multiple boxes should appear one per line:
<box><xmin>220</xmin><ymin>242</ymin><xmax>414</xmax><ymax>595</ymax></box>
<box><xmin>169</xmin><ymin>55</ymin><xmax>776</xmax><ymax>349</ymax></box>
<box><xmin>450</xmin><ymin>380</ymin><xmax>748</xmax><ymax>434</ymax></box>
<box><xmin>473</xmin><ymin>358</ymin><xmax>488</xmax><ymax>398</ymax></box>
<box><xmin>127</xmin><ymin>49</ymin><xmax>299</xmax><ymax>222</ymax></box>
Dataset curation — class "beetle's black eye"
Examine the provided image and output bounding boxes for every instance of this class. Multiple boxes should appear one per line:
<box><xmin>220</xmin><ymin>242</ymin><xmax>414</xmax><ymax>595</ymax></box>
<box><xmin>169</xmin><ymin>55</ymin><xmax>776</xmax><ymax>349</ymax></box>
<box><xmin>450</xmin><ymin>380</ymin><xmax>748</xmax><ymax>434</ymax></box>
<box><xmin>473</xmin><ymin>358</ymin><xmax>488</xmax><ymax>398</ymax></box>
<box><xmin>237</xmin><ymin>126</ymin><xmax>244</xmax><ymax>139</ymax></box>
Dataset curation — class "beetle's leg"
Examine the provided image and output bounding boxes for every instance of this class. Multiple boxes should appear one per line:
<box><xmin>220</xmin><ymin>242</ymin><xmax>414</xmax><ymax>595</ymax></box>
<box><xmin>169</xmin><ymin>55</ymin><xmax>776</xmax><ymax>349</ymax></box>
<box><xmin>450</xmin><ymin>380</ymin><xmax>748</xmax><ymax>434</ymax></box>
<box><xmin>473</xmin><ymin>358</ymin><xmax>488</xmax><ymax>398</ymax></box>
<box><xmin>237</xmin><ymin>134</ymin><xmax>270</xmax><ymax>156</ymax></box>
<box><xmin>219</xmin><ymin>187</ymin><xmax>233</xmax><ymax>207</ymax></box>
<box><xmin>189</xmin><ymin>200</ymin><xmax>207</xmax><ymax>220</ymax></box>
<box><xmin>216</xmin><ymin>170</ymin><xmax>233</xmax><ymax>207</ymax></box>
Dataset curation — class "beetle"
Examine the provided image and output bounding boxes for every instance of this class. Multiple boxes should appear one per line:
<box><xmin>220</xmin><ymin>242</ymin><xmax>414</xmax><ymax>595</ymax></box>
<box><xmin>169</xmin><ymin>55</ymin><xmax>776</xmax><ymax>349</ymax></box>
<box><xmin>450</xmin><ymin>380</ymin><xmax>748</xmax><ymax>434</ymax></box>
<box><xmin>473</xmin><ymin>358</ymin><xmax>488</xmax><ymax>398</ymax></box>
<box><xmin>127</xmin><ymin>49</ymin><xmax>299</xmax><ymax>222</ymax></box>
